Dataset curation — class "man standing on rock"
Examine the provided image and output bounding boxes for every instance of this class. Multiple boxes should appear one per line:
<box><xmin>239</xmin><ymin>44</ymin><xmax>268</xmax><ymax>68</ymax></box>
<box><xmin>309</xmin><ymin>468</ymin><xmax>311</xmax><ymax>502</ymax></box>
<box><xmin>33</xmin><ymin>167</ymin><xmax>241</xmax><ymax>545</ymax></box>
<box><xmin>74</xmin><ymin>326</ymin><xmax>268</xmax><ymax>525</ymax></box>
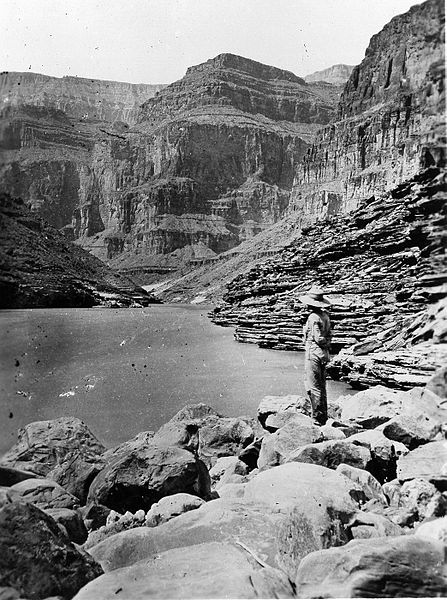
<box><xmin>298</xmin><ymin>286</ymin><xmax>332</xmax><ymax>426</ymax></box>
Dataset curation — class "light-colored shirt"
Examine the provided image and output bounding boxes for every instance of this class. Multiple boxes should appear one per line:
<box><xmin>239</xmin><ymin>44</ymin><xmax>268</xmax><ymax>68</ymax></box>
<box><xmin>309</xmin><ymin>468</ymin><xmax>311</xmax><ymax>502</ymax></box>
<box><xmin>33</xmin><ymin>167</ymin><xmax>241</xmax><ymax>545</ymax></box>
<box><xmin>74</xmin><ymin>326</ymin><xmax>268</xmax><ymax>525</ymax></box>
<box><xmin>303</xmin><ymin>310</ymin><xmax>332</xmax><ymax>362</ymax></box>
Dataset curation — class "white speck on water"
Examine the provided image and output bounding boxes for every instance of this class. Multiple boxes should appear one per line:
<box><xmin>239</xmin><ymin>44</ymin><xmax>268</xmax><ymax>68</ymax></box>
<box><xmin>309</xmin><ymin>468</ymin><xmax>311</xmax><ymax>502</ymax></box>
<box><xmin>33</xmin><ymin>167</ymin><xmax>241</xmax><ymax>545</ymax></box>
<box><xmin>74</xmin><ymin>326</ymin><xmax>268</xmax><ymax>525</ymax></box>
<box><xmin>59</xmin><ymin>390</ymin><xmax>75</xmax><ymax>397</ymax></box>
<box><xmin>120</xmin><ymin>340</ymin><xmax>126</xmax><ymax>346</ymax></box>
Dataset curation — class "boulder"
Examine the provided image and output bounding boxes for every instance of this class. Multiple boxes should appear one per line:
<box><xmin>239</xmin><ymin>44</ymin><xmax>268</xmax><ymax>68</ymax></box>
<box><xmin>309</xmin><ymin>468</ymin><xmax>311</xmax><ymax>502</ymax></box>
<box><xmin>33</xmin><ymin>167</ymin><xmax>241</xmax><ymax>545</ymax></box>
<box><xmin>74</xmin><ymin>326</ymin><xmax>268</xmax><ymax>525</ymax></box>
<box><xmin>426</xmin><ymin>366</ymin><xmax>447</xmax><ymax>399</ymax></box>
<box><xmin>319</xmin><ymin>423</ymin><xmax>346</xmax><ymax>441</ymax></box>
<box><xmin>339</xmin><ymin>386</ymin><xmax>447</xmax><ymax>429</ymax></box>
<box><xmin>88</xmin><ymin>498</ymin><xmax>285</xmax><ymax>573</ymax></box>
<box><xmin>88</xmin><ymin>461</ymin><xmax>362</xmax><ymax>582</ymax></box>
<box><xmin>10</xmin><ymin>478</ymin><xmax>79</xmax><ymax>510</ymax></box>
<box><xmin>87</xmin><ymin>441</ymin><xmax>211</xmax><ymax>513</ymax></box>
<box><xmin>0</xmin><ymin>501</ymin><xmax>102</xmax><ymax>599</ymax></box>
<box><xmin>287</xmin><ymin>439</ymin><xmax>372</xmax><ymax>472</ymax></box>
<box><xmin>346</xmin><ymin>430</ymin><xmax>408</xmax><ymax>483</ymax></box>
<box><xmin>257</xmin><ymin>395</ymin><xmax>311</xmax><ymax>430</ymax></box>
<box><xmin>378</xmin><ymin>414</ymin><xmax>439</xmax><ymax>449</ymax></box>
<box><xmin>415</xmin><ymin>516</ymin><xmax>447</xmax><ymax>543</ymax></box>
<box><xmin>397</xmin><ymin>441</ymin><xmax>447</xmax><ymax>488</ymax></box>
<box><xmin>398</xmin><ymin>478</ymin><xmax>446</xmax><ymax>520</ymax></box>
<box><xmin>154</xmin><ymin>404</ymin><xmax>254</xmax><ymax>461</ymax></box>
<box><xmin>209</xmin><ymin>456</ymin><xmax>248</xmax><ymax>487</ymax></box>
<box><xmin>144</xmin><ymin>493</ymin><xmax>205</xmax><ymax>527</ymax></box>
<box><xmin>75</xmin><ymin>541</ymin><xmax>294</xmax><ymax>599</ymax></box>
<box><xmin>295</xmin><ymin>536</ymin><xmax>447</xmax><ymax>598</ymax></box>
<box><xmin>45</xmin><ymin>507</ymin><xmax>88</xmax><ymax>544</ymax></box>
<box><xmin>347</xmin><ymin>511</ymin><xmax>404</xmax><ymax>539</ymax></box>
<box><xmin>335</xmin><ymin>464</ymin><xmax>387</xmax><ymax>504</ymax></box>
<box><xmin>0</xmin><ymin>417</ymin><xmax>106</xmax><ymax>503</ymax></box>
<box><xmin>243</xmin><ymin>462</ymin><xmax>362</xmax><ymax>578</ymax></box>
<box><xmin>257</xmin><ymin>416</ymin><xmax>323</xmax><ymax>469</ymax></box>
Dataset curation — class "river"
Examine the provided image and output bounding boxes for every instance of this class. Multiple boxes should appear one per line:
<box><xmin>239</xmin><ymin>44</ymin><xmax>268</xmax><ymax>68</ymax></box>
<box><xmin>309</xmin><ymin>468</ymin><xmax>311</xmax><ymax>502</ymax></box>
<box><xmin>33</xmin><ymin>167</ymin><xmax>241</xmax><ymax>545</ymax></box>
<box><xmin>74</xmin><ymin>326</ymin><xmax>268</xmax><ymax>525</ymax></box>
<box><xmin>0</xmin><ymin>305</ymin><xmax>352</xmax><ymax>455</ymax></box>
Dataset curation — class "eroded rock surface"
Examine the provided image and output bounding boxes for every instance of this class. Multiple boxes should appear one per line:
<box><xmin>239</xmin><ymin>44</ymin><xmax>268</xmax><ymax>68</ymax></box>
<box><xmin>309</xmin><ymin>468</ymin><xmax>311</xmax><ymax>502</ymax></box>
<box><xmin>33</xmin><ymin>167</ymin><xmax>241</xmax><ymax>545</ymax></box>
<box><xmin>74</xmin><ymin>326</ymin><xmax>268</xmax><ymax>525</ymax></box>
<box><xmin>0</xmin><ymin>417</ymin><xmax>106</xmax><ymax>503</ymax></box>
<box><xmin>295</xmin><ymin>535</ymin><xmax>447</xmax><ymax>598</ymax></box>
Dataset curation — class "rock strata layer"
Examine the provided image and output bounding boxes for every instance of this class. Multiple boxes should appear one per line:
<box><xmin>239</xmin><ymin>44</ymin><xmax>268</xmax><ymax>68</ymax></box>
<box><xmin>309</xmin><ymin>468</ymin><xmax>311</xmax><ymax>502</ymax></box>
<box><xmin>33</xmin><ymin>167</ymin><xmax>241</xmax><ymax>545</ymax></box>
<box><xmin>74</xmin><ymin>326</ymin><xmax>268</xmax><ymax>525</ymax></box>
<box><xmin>290</xmin><ymin>0</ymin><xmax>445</xmax><ymax>224</ymax></box>
<box><xmin>212</xmin><ymin>167</ymin><xmax>447</xmax><ymax>388</ymax></box>
<box><xmin>0</xmin><ymin>55</ymin><xmax>341</xmax><ymax>274</ymax></box>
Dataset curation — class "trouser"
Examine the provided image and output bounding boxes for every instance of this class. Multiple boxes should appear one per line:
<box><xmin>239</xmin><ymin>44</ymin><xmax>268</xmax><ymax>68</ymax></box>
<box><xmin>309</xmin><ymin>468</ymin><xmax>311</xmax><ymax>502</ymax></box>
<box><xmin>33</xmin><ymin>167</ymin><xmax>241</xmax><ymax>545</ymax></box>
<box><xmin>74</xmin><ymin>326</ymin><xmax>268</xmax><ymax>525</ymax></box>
<box><xmin>304</xmin><ymin>352</ymin><xmax>328</xmax><ymax>425</ymax></box>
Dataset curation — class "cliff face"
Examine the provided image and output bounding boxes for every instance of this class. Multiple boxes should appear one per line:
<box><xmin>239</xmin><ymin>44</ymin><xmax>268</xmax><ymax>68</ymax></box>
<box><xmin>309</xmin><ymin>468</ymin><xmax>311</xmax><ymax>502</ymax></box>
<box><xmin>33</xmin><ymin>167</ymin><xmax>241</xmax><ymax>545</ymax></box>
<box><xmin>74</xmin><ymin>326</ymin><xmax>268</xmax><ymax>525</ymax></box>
<box><xmin>304</xmin><ymin>64</ymin><xmax>354</xmax><ymax>85</ymax></box>
<box><xmin>0</xmin><ymin>72</ymin><xmax>165</xmax><ymax>124</ymax></box>
<box><xmin>0</xmin><ymin>194</ymin><xmax>158</xmax><ymax>308</ymax></box>
<box><xmin>290</xmin><ymin>0</ymin><xmax>445</xmax><ymax>226</ymax></box>
<box><xmin>0</xmin><ymin>55</ymin><xmax>341</xmax><ymax>269</ymax></box>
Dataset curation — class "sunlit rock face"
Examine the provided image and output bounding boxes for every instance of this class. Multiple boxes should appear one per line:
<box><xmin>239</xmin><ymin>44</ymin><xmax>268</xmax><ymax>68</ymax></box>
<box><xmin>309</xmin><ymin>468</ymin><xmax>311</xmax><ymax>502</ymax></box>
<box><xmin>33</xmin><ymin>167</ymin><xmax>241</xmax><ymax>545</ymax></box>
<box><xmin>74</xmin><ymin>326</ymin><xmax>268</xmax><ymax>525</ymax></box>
<box><xmin>290</xmin><ymin>0</ymin><xmax>445</xmax><ymax>226</ymax></box>
<box><xmin>304</xmin><ymin>64</ymin><xmax>355</xmax><ymax>86</ymax></box>
<box><xmin>0</xmin><ymin>72</ymin><xmax>165</xmax><ymax>123</ymax></box>
<box><xmin>0</xmin><ymin>55</ymin><xmax>341</xmax><ymax>265</ymax></box>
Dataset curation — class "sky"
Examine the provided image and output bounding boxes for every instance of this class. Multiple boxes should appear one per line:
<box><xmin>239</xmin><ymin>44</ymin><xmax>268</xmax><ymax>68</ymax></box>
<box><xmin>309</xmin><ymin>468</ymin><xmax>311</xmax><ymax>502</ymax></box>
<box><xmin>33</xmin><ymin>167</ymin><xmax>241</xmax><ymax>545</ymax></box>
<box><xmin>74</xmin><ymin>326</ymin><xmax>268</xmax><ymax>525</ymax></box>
<box><xmin>1</xmin><ymin>0</ymin><xmax>421</xmax><ymax>84</ymax></box>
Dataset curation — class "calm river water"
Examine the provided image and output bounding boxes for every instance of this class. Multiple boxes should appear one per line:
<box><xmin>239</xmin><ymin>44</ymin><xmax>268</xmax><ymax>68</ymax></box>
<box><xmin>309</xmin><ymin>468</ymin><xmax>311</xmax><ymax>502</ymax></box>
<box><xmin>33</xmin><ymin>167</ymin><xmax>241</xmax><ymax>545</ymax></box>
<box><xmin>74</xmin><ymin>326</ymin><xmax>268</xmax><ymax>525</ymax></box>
<box><xmin>0</xmin><ymin>305</ymin><xmax>352</xmax><ymax>455</ymax></box>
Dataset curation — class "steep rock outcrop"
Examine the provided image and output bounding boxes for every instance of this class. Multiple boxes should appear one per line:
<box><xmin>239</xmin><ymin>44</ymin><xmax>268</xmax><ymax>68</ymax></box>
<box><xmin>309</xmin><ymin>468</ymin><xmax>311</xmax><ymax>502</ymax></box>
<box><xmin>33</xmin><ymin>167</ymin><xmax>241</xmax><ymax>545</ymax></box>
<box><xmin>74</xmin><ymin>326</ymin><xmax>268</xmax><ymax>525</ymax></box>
<box><xmin>290</xmin><ymin>0</ymin><xmax>445</xmax><ymax>224</ymax></box>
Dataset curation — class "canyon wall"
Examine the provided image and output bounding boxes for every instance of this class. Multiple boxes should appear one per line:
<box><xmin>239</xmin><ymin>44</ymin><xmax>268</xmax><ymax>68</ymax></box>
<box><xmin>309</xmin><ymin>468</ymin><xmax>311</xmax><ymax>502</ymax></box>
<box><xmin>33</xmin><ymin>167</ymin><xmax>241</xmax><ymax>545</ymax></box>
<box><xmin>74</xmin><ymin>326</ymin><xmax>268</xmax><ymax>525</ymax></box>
<box><xmin>0</xmin><ymin>72</ymin><xmax>165</xmax><ymax>123</ymax></box>
<box><xmin>290</xmin><ymin>0</ymin><xmax>445</xmax><ymax>227</ymax></box>
<box><xmin>0</xmin><ymin>56</ymin><xmax>342</xmax><ymax>268</ymax></box>
<box><xmin>304</xmin><ymin>64</ymin><xmax>354</xmax><ymax>85</ymax></box>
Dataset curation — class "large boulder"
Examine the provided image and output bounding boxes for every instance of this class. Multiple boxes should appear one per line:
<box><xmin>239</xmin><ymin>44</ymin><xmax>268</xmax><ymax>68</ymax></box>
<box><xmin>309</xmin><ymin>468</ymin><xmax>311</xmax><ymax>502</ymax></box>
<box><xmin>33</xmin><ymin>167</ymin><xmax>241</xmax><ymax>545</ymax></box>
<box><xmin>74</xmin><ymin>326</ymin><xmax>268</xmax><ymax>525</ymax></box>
<box><xmin>0</xmin><ymin>417</ymin><xmax>106</xmax><ymax>503</ymax></box>
<box><xmin>144</xmin><ymin>493</ymin><xmax>206</xmax><ymax>527</ymax></box>
<box><xmin>75</xmin><ymin>541</ymin><xmax>294</xmax><ymax>599</ymax></box>
<box><xmin>295</xmin><ymin>536</ymin><xmax>447</xmax><ymax>598</ymax></box>
<box><xmin>378</xmin><ymin>414</ymin><xmax>439</xmax><ymax>449</ymax></box>
<box><xmin>398</xmin><ymin>478</ymin><xmax>446</xmax><ymax>520</ymax></box>
<box><xmin>0</xmin><ymin>501</ymin><xmax>102</xmax><ymax>599</ymax></box>
<box><xmin>287</xmin><ymin>439</ymin><xmax>371</xmax><ymax>472</ymax></box>
<box><xmin>209</xmin><ymin>456</ymin><xmax>248</xmax><ymax>487</ymax></box>
<box><xmin>87</xmin><ymin>438</ymin><xmax>211</xmax><ymax>513</ymax></box>
<box><xmin>397</xmin><ymin>441</ymin><xmax>447</xmax><ymax>487</ymax></box>
<box><xmin>257</xmin><ymin>416</ymin><xmax>323</xmax><ymax>469</ymax></box>
<box><xmin>154</xmin><ymin>404</ymin><xmax>254</xmax><ymax>462</ymax></box>
<box><xmin>243</xmin><ymin>462</ymin><xmax>362</xmax><ymax>578</ymax></box>
<box><xmin>88</xmin><ymin>499</ymin><xmax>285</xmax><ymax>573</ymax></box>
<box><xmin>10</xmin><ymin>478</ymin><xmax>79</xmax><ymax>510</ymax></box>
<box><xmin>88</xmin><ymin>462</ymin><xmax>363</xmax><ymax>582</ymax></box>
<box><xmin>257</xmin><ymin>395</ymin><xmax>311</xmax><ymax>430</ymax></box>
<box><xmin>339</xmin><ymin>386</ymin><xmax>447</xmax><ymax>429</ymax></box>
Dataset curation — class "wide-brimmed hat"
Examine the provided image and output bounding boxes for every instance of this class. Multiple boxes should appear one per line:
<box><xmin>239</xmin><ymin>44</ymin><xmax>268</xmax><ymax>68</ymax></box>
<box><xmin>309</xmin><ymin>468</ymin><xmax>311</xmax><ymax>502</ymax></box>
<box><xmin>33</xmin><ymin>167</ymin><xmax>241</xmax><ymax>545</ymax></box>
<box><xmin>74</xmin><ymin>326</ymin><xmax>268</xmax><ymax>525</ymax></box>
<box><xmin>298</xmin><ymin>285</ymin><xmax>331</xmax><ymax>308</ymax></box>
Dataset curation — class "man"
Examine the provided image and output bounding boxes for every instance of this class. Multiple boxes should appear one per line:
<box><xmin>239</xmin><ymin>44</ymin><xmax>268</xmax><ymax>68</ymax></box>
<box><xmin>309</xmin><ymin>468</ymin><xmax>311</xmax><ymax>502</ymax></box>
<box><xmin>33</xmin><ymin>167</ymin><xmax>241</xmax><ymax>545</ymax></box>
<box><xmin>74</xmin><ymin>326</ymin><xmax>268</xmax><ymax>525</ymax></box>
<box><xmin>298</xmin><ymin>286</ymin><xmax>332</xmax><ymax>425</ymax></box>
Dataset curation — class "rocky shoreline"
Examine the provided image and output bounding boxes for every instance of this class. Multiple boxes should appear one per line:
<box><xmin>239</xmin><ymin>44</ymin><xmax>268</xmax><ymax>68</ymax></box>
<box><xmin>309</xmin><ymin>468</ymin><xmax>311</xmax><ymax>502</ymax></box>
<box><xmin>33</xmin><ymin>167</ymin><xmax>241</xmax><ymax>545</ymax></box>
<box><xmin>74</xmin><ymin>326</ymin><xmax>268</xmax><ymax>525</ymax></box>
<box><xmin>0</xmin><ymin>366</ymin><xmax>446</xmax><ymax>598</ymax></box>
<box><xmin>211</xmin><ymin>167</ymin><xmax>447</xmax><ymax>389</ymax></box>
